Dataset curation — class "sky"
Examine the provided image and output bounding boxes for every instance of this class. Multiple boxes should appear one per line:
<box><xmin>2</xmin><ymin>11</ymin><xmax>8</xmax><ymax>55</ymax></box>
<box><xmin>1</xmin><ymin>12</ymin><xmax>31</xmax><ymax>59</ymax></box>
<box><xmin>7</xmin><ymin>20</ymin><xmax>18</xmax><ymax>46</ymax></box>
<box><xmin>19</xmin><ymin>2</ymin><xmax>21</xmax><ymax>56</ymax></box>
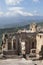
<box><xmin>0</xmin><ymin>0</ymin><xmax>43</xmax><ymax>25</ymax></box>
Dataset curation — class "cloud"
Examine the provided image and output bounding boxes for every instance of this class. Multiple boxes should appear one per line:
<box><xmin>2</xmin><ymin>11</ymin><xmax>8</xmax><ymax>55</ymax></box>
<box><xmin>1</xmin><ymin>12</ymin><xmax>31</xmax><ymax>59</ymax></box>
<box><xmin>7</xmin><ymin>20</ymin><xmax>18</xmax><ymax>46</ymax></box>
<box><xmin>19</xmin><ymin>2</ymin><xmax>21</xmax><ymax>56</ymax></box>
<box><xmin>5</xmin><ymin>0</ymin><xmax>23</xmax><ymax>5</ymax></box>
<box><xmin>4</xmin><ymin>7</ymin><xmax>23</xmax><ymax>16</ymax></box>
<box><xmin>7</xmin><ymin>7</ymin><xmax>33</xmax><ymax>16</ymax></box>
<box><xmin>33</xmin><ymin>10</ymin><xmax>40</xmax><ymax>16</ymax></box>
<box><xmin>0</xmin><ymin>7</ymin><xmax>41</xmax><ymax>17</ymax></box>
<box><xmin>0</xmin><ymin>7</ymin><xmax>22</xmax><ymax>17</ymax></box>
<box><xmin>17</xmin><ymin>10</ymin><xmax>33</xmax><ymax>16</ymax></box>
<box><xmin>0</xmin><ymin>12</ymin><xmax>4</xmax><ymax>16</ymax></box>
<box><xmin>33</xmin><ymin>0</ymin><xmax>40</xmax><ymax>2</ymax></box>
<box><xmin>8</xmin><ymin>7</ymin><xmax>22</xmax><ymax>11</ymax></box>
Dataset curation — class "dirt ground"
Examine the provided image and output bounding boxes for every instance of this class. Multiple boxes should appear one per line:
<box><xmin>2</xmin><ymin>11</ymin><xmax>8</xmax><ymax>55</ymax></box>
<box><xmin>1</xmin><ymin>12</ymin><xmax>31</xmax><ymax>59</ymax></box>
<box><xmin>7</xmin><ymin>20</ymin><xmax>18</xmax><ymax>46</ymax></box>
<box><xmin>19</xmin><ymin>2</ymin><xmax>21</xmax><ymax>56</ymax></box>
<box><xmin>0</xmin><ymin>58</ymin><xmax>43</xmax><ymax>65</ymax></box>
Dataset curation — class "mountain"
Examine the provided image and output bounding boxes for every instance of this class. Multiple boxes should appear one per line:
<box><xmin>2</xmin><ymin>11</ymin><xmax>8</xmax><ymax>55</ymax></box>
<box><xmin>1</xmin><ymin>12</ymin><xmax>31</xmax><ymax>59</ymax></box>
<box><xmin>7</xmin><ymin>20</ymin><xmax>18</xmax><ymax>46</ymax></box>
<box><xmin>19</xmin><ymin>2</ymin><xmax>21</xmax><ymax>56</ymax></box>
<box><xmin>3</xmin><ymin>20</ymin><xmax>43</xmax><ymax>28</ymax></box>
<box><xmin>0</xmin><ymin>16</ymin><xmax>43</xmax><ymax>28</ymax></box>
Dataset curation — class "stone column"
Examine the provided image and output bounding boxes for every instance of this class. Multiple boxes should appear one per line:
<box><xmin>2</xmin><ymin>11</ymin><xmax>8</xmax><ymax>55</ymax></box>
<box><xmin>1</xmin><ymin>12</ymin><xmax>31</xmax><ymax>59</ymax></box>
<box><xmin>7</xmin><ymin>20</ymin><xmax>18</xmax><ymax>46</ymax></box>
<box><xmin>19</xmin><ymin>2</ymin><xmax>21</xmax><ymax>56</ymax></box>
<box><xmin>21</xmin><ymin>41</ymin><xmax>25</xmax><ymax>54</ymax></box>
<box><xmin>6</xmin><ymin>39</ymin><xmax>8</xmax><ymax>51</ymax></box>
<box><xmin>12</xmin><ymin>38</ymin><xmax>13</xmax><ymax>50</ymax></box>
<box><xmin>16</xmin><ymin>39</ymin><xmax>18</xmax><ymax>50</ymax></box>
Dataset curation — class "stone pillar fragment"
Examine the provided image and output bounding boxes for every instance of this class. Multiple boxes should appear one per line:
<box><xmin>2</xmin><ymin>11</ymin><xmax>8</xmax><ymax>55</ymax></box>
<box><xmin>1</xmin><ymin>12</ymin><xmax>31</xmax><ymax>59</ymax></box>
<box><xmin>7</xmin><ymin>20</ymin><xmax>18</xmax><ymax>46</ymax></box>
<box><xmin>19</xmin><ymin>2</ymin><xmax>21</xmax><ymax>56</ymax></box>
<box><xmin>12</xmin><ymin>39</ymin><xmax>13</xmax><ymax>50</ymax></box>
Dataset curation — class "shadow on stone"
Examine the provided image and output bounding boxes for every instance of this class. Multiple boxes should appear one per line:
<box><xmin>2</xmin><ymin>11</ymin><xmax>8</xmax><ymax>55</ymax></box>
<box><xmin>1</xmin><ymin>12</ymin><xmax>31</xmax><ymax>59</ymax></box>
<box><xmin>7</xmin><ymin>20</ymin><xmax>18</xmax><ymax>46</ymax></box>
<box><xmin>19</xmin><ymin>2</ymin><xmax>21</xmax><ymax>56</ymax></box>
<box><xmin>39</xmin><ymin>45</ymin><xmax>43</xmax><ymax>60</ymax></box>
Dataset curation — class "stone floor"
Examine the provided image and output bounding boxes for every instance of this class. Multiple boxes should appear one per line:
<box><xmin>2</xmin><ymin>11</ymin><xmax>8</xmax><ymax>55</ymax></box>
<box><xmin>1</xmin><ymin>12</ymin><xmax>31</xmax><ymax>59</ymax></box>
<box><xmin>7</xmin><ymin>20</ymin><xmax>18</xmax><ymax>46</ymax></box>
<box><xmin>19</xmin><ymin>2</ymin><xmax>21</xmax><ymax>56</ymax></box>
<box><xmin>0</xmin><ymin>58</ymin><xmax>43</xmax><ymax>65</ymax></box>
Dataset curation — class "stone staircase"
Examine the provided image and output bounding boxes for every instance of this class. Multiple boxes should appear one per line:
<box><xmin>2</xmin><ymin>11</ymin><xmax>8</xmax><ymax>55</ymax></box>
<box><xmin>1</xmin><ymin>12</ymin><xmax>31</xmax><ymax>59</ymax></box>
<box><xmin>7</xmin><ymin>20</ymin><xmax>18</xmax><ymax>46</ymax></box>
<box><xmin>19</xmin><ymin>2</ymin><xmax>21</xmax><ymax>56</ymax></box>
<box><xmin>3</xmin><ymin>50</ymin><xmax>22</xmax><ymax>59</ymax></box>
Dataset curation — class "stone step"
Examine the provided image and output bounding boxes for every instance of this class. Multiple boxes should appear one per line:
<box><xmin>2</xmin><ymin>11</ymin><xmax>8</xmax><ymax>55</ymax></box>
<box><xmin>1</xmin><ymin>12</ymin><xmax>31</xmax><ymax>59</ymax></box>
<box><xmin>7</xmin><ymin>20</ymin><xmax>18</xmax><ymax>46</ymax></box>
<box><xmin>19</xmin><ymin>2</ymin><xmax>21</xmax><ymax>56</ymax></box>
<box><xmin>3</xmin><ymin>55</ymin><xmax>23</xmax><ymax>59</ymax></box>
<box><xmin>3</xmin><ymin>50</ymin><xmax>18</xmax><ymax>55</ymax></box>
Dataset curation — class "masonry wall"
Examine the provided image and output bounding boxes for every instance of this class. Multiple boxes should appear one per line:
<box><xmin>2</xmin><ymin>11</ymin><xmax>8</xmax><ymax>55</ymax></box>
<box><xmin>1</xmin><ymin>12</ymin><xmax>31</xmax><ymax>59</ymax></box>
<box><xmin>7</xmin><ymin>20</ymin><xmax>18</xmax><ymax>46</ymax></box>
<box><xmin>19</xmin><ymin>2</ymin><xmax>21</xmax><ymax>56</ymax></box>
<box><xmin>36</xmin><ymin>33</ymin><xmax>43</xmax><ymax>54</ymax></box>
